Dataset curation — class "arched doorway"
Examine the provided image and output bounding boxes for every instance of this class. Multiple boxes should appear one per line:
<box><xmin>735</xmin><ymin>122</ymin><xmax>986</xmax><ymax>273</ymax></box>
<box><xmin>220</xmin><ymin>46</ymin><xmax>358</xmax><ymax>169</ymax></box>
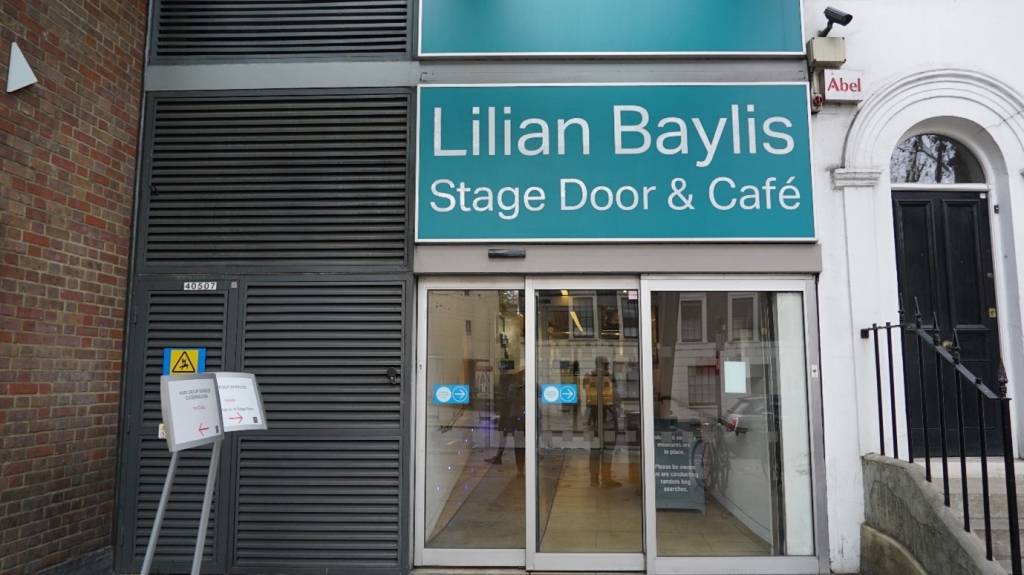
<box><xmin>890</xmin><ymin>133</ymin><xmax>1003</xmax><ymax>454</ymax></box>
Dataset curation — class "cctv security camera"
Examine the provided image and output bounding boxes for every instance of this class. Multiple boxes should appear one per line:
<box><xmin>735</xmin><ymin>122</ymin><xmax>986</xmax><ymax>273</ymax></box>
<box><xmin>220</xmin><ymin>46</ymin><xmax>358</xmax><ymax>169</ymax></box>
<box><xmin>820</xmin><ymin>7</ymin><xmax>853</xmax><ymax>36</ymax></box>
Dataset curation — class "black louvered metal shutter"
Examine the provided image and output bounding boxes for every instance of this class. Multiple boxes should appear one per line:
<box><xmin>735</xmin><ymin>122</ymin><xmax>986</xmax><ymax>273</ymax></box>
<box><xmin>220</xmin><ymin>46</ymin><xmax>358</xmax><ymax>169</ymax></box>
<box><xmin>153</xmin><ymin>0</ymin><xmax>409</xmax><ymax>60</ymax></box>
<box><xmin>141</xmin><ymin>92</ymin><xmax>410</xmax><ymax>272</ymax></box>
<box><xmin>232</xmin><ymin>279</ymin><xmax>406</xmax><ymax>571</ymax></box>
<box><xmin>118</xmin><ymin>284</ymin><xmax>233</xmax><ymax>572</ymax></box>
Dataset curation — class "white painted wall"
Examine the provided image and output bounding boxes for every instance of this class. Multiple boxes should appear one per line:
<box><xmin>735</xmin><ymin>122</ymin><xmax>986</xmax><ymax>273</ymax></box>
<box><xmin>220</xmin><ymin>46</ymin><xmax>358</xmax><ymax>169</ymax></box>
<box><xmin>803</xmin><ymin>1</ymin><xmax>1024</xmax><ymax>572</ymax></box>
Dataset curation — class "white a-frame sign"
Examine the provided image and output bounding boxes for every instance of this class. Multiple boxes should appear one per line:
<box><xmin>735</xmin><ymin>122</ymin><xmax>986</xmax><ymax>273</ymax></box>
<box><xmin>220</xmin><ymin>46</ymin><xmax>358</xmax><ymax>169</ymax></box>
<box><xmin>142</xmin><ymin>372</ymin><xmax>267</xmax><ymax>575</ymax></box>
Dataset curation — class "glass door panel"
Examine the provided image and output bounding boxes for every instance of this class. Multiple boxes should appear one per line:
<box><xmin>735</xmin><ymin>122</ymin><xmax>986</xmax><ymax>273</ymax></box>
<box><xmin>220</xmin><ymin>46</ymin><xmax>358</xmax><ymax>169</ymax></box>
<box><xmin>534</xmin><ymin>289</ymin><xmax>644</xmax><ymax>554</ymax></box>
<box><xmin>647</xmin><ymin>289</ymin><xmax>814</xmax><ymax>558</ymax></box>
<box><xmin>423</xmin><ymin>289</ymin><xmax>526</xmax><ymax>550</ymax></box>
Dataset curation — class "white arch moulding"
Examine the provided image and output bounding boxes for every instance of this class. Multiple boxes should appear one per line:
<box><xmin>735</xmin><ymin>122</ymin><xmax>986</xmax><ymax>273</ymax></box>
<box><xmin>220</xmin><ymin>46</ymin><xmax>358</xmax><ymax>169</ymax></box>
<box><xmin>834</xmin><ymin>67</ymin><xmax>1024</xmax><ymax>456</ymax></box>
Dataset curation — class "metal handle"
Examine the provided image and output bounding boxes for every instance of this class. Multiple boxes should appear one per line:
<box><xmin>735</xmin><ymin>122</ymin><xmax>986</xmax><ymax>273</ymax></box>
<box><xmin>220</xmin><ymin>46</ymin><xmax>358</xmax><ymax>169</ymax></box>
<box><xmin>387</xmin><ymin>367</ymin><xmax>399</xmax><ymax>385</ymax></box>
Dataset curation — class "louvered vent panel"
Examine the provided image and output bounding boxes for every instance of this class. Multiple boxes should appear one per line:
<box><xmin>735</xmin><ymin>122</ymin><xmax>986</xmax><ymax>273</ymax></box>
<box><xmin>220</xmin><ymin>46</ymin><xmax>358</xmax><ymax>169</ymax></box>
<box><xmin>155</xmin><ymin>0</ymin><xmax>409</xmax><ymax>59</ymax></box>
<box><xmin>131</xmin><ymin>291</ymin><xmax>228</xmax><ymax>566</ymax></box>
<box><xmin>242</xmin><ymin>282</ymin><xmax>404</xmax><ymax>428</ymax></box>
<box><xmin>144</xmin><ymin>94</ymin><xmax>410</xmax><ymax>268</ymax></box>
<box><xmin>234</xmin><ymin>436</ymin><xmax>402</xmax><ymax>566</ymax></box>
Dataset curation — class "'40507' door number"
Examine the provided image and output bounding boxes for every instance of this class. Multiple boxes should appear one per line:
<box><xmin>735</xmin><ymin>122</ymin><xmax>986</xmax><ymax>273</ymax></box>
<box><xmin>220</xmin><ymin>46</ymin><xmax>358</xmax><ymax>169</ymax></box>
<box><xmin>183</xmin><ymin>281</ymin><xmax>218</xmax><ymax>291</ymax></box>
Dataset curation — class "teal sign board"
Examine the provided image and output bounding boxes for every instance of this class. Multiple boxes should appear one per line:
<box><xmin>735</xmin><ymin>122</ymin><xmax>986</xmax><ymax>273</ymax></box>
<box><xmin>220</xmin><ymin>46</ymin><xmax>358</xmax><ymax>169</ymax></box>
<box><xmin>416</xmin><ymin>84</ymin><xmax>814</xmax><ymax>242</ymax></box>
<box><xmin>418</xmin><ymin>0</ymin><xmax>804</xmax><ymax>56</ymax></box>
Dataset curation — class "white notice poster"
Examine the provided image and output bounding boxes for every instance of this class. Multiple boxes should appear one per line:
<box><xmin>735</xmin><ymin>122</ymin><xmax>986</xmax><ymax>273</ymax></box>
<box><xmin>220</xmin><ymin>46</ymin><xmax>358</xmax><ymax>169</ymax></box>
<box><xmin>214</xmin><ymin>372</ymin><xmax>268</xmax><ymax>433</ymax></box>
<box><xmin>160</xmin><ymin>374</ymin><xmax>223</xmax><ymax>452</ymax></box>
<box><xmin>724</xmin><ymin>361</ymin><xmax>749</xmax><ymax>394</ymax></box>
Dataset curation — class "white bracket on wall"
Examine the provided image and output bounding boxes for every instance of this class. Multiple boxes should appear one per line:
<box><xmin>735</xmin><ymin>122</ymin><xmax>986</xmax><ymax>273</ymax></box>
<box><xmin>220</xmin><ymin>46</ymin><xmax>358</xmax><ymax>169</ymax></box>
<box><xmin>6</xmin><ymin>42</ymin><xmax>38</xmax><ymax>93</ymax></box>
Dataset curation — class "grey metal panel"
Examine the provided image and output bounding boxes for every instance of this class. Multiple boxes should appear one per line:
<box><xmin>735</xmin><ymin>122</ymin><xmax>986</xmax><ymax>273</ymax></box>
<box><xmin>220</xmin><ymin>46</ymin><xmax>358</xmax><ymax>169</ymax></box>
<box><xmin>144</xmin><ymin>60</ymin><xmax>810</xmax><ymax>91</ymax></box>
<box><xmin>138</xmin><ymin>91</ymin><xmax>412</xmax><ymax>273</ymax></box>
<box><xmin>231</xmin><ymin>278</ymin><xmax>408</xmax><ymax>573</ymax></box>
<box><xmin>233</xmin><ymin>435</ymin><xmax>403</xmax><ymax>568</ymax></box>
<box><xmin>414</xmin><ymin>243</ymin><xmax>824</xmax><ymax>274</ymax></box>
<box><xmin>242</xmin><ymin>281</ymin><xmax>405</xmax><ymax>429</ymax></box>
<box><xmin>151</xmin><ymin>0</ymin><xmax>410</xmax><ymax>62</ymax></box>
<box><xmin>115</xmin><ymin>280</ymin><xmax>235</xmax><ymax>573</ymax></box>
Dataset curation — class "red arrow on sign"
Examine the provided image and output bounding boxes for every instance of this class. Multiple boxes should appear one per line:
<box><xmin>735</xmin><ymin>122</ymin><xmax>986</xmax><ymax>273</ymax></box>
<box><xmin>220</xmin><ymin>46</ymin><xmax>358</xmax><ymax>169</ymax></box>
<box><xmin>198</xmin><ymin>422</ymin><xmax>209</xmax><ymax>436</ymax></box>
<box><xmin>230</xmin><ymin>411</ymin><xmax>243</xmax><ymax>424</ymax></box>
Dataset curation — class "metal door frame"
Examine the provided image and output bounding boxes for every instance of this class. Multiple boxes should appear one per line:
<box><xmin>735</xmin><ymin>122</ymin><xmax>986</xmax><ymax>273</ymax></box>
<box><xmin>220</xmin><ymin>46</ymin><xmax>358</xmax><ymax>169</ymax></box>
<box><xmin>639</xmin><ymin>275</ymin><xmax>827</xmax><ymax>575</ymax></box>
<box><xmin>114</xmin><ymin>275</ymin><xmax>240</xmax><ymax>574</ymax></box>
<box><xmin>414</xmin><ymin>276</ymin><xmax>528</xmax><ymax>567</ymax></box>
<box><xmin>526</xmin><ymin>276</ymin><xmax>645</xmax><ymax>572</ymax></box>
<box><xmin>413</xmin><ymin>275</ymin><xmax>828</xmax><ymax>574</ymax></box>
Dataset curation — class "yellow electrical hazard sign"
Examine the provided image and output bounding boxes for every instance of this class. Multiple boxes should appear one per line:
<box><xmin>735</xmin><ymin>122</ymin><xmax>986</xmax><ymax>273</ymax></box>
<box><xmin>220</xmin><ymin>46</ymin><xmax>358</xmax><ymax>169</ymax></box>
<box><xmin>163</xmin><ymin>348</ymin><xmax>207</xmax><ymax>375</ymax></box>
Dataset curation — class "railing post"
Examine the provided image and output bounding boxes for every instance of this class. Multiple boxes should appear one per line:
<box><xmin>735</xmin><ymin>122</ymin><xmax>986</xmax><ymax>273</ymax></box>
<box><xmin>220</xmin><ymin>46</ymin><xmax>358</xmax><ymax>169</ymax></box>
<box><xmin>977</xmin><ymin>383</ymin><xmax>993</xmax><ymax>560</ymax></box>
<box><xmin>899</xmin><ymin>302</ymin><xmax>915</xmax><ymax>463</ymax></box>
<box><xmin>873</xmin><ymin>324</ymin><xmax>885</xmax><ymax>455</ymax></box>
<box><xmin>998</xmin><ymin>366</ymin><xmax>1022</xmax><ymax>575</ymax></box>
<box><xmin>886</xmin><ymin>322</ymin><xmax>900</xmax><ymax>460</ymax></box>
<box><xmin>932</xmin><ymin>314</ymin><xmax>950</xmax><ymax>505</ymax></box>
<box><xmin>914</xmin><ymin>298</ymin><xmax>932</xmax><ymax>480</ymax></box>
<box><xmin>952</xmin><ymin>330</ymin><xmax>970</xmax><ymax>532</ymax></box>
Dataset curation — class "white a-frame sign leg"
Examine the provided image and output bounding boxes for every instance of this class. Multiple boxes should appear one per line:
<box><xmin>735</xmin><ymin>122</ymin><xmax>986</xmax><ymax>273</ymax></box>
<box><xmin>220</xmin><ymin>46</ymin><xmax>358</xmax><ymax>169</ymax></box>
<box><xmin>141</xmin><ymin>372</ymin><xmax>267</xmax><ymax>575</ymax></box>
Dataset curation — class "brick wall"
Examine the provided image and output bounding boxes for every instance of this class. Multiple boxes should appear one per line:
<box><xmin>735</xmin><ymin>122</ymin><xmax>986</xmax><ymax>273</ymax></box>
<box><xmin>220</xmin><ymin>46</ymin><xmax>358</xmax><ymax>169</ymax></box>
<box><xmin>0</xmin><ymin>1</ymin><xmax>147</xmax><ymax>573</ymax></box>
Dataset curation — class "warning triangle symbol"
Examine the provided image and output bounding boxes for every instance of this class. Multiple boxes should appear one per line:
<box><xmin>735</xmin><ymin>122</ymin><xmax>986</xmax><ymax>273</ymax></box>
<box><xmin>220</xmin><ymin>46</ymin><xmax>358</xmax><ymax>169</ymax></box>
<box><xmin>172</xmin><ymin>351</ymin><xmax>196</xmax><ymax>373</ymax></box>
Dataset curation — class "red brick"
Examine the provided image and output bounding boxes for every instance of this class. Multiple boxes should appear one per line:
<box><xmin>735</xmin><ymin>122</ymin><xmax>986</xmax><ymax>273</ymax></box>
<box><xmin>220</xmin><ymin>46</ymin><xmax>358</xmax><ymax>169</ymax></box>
<box><xmin>0</xmin><ymin>2</ymin><xmax>144</xmax><ymax>573</ymax></box>
<box><xmin>21</xmin><ymin>232</ymin><xmax>49</xmax><ymax>247</ymax></box>
<box><xmin>8</xmin><ymin>384</ymin><xmax>39</xmax><ymax>395</ymax></box>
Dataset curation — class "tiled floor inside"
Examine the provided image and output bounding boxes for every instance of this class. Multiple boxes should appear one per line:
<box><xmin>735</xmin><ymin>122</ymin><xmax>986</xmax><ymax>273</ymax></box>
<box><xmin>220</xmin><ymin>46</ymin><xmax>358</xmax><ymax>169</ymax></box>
<box><xmin>427</xmin><ymin>448</ymin><xmax>769</xmax><ymax>556</ymax></box>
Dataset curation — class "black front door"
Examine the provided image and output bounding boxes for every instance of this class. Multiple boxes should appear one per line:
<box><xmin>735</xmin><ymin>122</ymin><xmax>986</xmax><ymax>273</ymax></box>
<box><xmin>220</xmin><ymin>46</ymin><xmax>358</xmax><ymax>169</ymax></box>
<box><xmin>893</xmin><ymin>190</ymin><xmax>1003</xmax><ymax>455</ymax></box>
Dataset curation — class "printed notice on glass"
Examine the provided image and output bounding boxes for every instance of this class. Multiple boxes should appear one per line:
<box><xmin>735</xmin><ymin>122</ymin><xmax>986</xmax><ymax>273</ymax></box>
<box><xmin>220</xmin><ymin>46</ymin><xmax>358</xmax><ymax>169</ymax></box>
<box><xmin>160</xmin><ymin>373</ymin><xmax>223</xmax><ymax>452</ymax></box>
<box><xmin>214</xmin><ymin>372</ymin><xmax>267</xmax><ymax>433</ymax></box>
<box><xmin>654</xmin><ymin>427</ymin><xmax>705</xmax><ymax>512</ymax></box>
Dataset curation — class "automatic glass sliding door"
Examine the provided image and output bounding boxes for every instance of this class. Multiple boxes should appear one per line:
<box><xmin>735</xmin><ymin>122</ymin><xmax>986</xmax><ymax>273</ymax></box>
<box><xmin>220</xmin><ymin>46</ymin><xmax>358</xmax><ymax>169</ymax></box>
<box><xmin>527</xmin><ymin>277</ymin><xmax>645</xmax><ymax>572</ymax></box>
<box><xmin>416</xmin><ymin>276</ymin><xmax>823</xmax><ymax>574</ymax></box>
<box><xmin>416</xmin><ymin>279</ymin><xmax>527</xmax><ymax>567</ymax></box>
<box><xmin>641</xmin><ymin>277</ymin><xmax>824</xmax><ymax>575</ymax></box>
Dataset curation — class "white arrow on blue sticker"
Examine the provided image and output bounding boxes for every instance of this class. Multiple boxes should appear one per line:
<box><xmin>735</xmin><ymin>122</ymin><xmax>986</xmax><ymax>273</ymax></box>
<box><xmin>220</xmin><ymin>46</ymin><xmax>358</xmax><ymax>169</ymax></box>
<box><xmin>559</xmin><ymin>385</ymin><xmax>577</xmax><ymax>404</ymax></box>
<box><xmin>451</xmin><ymin>386</ymin><xmax>468</xmax><ymax>403</ymax></box>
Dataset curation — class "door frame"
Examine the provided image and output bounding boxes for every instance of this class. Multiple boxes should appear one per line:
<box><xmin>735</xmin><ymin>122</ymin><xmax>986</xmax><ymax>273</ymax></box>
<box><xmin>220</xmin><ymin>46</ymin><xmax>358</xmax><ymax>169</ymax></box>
<box><xmin>414</xmin><ymin>276</ymin><xmax>528</xmax><ymax>568</ymax></box>
<box><xmin>527</xmin><ymin>276</ymin><xmax>645</xmax><ymax>572</ymax></box>
<box><xmin>640</xmin><ymin>275</ymin><xmax>828</xmax><ymax>575</ymax></box>
<box><xmin>413</xmin><ymin>275</ymin><xmax>828</xmax><ymax>574</ymax></box>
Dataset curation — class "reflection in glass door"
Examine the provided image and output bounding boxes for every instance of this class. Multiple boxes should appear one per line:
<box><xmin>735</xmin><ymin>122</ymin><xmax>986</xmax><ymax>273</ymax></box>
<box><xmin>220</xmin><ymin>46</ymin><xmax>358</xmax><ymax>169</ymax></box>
<box><xmin>641</xmin><ymin>279</ymin><xmax>821</xmax><ymax>574</ymax></box>
<box><xmin>418</xmin><ymin>278</ymin><xmax>821</xmax><ymax>573</ymax></box>
<box><xmin>529</xmin><ymin>282</ymin><xmax>645</xmax><ymax>570</ymax></box>
<box><xmin>417</xmin><ymin>284</ymin><xmax>527</xmax><ymax>566</ymax></box>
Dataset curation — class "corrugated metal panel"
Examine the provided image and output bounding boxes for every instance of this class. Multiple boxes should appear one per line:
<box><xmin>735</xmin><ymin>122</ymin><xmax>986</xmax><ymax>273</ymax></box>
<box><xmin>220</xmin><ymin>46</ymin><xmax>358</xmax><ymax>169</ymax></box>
<box><xmin>142</xmin><ymin>93</ymin><xmax>410</xmax><ymax>270</ymax></box>
<box><xmin>154</xmin><ymin>0</ymin><xmax>409</xmax><ymax>59</ymax></box>
<box><xmin>234</xmin><ymin>436</ymin><xmax>402</xmax><ymax>567</ymax></box>
<box><xmin>129</xmin><ymin>290</ymin><xmax>229</xmax><ymax>569</ymax></box>
<box><xmin>233</xmin><ymin>280</ymin><xmax>405</xmax><ymax>568</ymax></box>
<box><xmin>243</xmin><ymin>282</ymin><xmax>404</xmax><ymax>428</ymax></box>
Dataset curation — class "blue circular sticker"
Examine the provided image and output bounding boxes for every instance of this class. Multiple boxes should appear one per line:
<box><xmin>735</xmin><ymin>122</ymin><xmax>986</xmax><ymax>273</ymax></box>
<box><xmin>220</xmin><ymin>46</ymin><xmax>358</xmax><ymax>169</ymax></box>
<box><xmin>435</xmin><ymin>386</ymin><xmax>452</xmax><ymax>403</ymax></box>
<box><xmin>542</xmin><ymin>385</ymin><xmax>560</xmax><ymax>403</ymax></box>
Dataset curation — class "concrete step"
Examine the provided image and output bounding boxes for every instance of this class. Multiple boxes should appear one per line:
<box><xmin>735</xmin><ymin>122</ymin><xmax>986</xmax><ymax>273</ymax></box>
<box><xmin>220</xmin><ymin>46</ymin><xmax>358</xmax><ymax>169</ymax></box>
<box><xmin>948</xmin><ymin>489</ymin><xmax>1024</xmax><ymax>522</ymax></box>
<box><xmin>914</xmin><ymin>458</ymin><xmax>1024</xmax><ymax>573</ymax></box>
<box><xmin>920</xmin><ymin>458</ymin><xmax>1024</xmax><ymax>483</ymax></box>
<box><xmin>999</xmin><ymin>558</ymin><xmax>1023</xmax><ymax>573</ymax></box>
<box><xmin>977</xmin><ymin>525</ymin><xmax>1019</xmax><ymax>562</ymax></box>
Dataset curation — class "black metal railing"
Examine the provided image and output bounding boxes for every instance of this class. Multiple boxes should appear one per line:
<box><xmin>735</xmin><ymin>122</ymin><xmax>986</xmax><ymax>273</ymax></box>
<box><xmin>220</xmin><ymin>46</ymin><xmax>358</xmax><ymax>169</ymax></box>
<box><xmin>862</xmin><ymin>299</ymin><xmax>1021</xmax><ymax>574</ymax></box>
